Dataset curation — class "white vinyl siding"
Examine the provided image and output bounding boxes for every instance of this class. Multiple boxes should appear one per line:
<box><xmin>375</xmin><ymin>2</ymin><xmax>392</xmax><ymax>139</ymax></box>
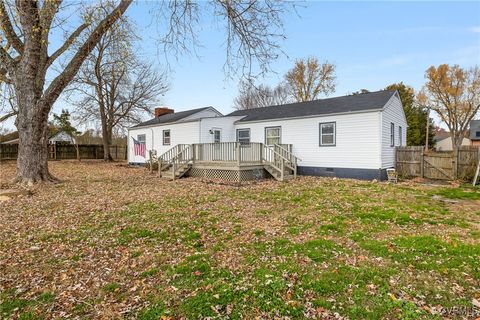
<box><xmin>235</xmin><ymin>112</ymin><xmax>382</xmax><ymax>169</ymax></box>
<box><xmin>128</xmin><ymin>121</ymin><xmax>200</xmax><ymax>163</ymax></box>
<box><xmin>199</xmin><ymin>116</ymin><xmax>242</xmax><ymax>143</ymax></box>
<box><xmin>381</xmin><ymin>93</ymin><xmax>407</xmax><ymax>168</ymax></box>
<box><xmin>181</xmin><ymin>108</ymin><xmax>222</xmax><ymax>121</ymax></box>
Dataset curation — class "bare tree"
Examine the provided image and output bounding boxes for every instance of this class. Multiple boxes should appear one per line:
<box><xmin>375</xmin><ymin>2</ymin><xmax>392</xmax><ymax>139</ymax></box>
<box><xmin>285</xmin><ymin>57</ymin><xmax>336</xmax><ymax>102</ymax></box>
<box><xmin>71</xmin><ymin>4</ymin><xmax>168</xmax><ymax>161</ymax></box>
<box><xmin>0</xmin><ymin>0</ymin><xmax>132</xmax><ymax>185</ymax></box>
<box><xmin>234</xmin><ymin>81</ymin><xmax>291</xmax><ymax>110</ymax></box>
<box><xmin>0</xmin><ymin>0</ymin><xmax>288</xmax><ymax>184</ymax></box>
<box><xmin>417</xmin><ymin>64</ymin><xmax>480</xmax><ymax>149</ymax></box>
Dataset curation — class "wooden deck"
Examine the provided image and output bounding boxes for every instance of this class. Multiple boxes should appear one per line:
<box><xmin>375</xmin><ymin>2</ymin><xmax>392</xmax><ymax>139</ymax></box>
<box><xmin>154</xmin><ymin>142</ymin><xmax>299</xmax><ymax>182</ymax></box>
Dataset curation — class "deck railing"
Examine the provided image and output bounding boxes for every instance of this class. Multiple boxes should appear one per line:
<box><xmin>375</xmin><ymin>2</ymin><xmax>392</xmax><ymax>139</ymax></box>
<box><xmin>157</xmin><ymin>142</ymin><xmax>300</xmax><ymax>181</ymax></box>
<box><xmin>158</xmin><ymin>144</ymin><xmax>188</xmax><ymax>170</ymax></box>
<box><xmin>192</xmin><ymin>142</ymin><xmax>263</xmax><ymax>164</ymax></box>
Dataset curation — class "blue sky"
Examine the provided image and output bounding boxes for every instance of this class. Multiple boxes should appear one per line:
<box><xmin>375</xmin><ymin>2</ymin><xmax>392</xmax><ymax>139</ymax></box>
<box><xmin>3</xmin><ymin>1</ymin><xmax>480</xmax><ymax>131</ymax></box>
<box><xmin>122</xmin><ymin>1</ymin><xmax>480</xmax><ymax>118</ymax></box>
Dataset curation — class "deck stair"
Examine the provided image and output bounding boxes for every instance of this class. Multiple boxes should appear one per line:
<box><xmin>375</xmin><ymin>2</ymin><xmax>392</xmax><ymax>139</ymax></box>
<box><xmin>158</xmin><ymin>144</ymin><xmax>193</xmax><ymax>180</ymax></box>
<box><xmin>262</xmin><ymin>144</ymin><xmax>298</xmax><ymax>181</ymax></box>
<box><xmin>156</xmin><ymin>142</ymin><xmax>300</xmax><ymax>182</ymax></box>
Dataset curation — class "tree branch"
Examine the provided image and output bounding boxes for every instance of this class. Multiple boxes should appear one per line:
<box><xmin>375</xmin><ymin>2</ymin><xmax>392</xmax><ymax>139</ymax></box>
<box><xmin>42</xmin><ymin>0</ymin><xmax>132</xmax><ymax>111</ymax></box>
<box><xmin>47</xmin><ymin>22</ymin><xmax>88</xmax><ymax>68</ymax></box>
<box><xmin>0</xmin><ymin>45</ymin><xmax>13</xmax><ymax>73</ymax></box>
<box><xmin>0</xmin><ymin>109</ymin><xmax>17</xmax><ymax>122</ymax></box>
<box><xmin>0</xmin><ymin>0</ymin><xmax>24</xmax><ymax>54</ymax></box>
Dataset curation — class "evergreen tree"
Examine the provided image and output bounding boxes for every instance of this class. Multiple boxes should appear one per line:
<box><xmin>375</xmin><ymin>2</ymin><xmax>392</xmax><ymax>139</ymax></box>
<box><xmin>385</xmin><ymin>83</ymin><xmax>435</xmax><ymax>147</ymax></box>
<box><xmin>51</xmin><ymin>109</ymin><xmax>80</xmax><ymax>137</ymax></box>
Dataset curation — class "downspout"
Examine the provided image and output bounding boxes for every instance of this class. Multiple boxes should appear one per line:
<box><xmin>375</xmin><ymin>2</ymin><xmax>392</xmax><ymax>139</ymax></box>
<box><xmin>151</xmin><ymin>128</ymin><xmax>155</xmax><ymax>151</ymax></box>
<box><xmin>379</xmin><ymin>111</ymin><xmax>383</xmax><ymax>179</ymax></box>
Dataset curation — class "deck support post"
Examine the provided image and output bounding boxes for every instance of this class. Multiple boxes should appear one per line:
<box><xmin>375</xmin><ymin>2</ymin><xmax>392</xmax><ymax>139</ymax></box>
<box><xmin>158</xmin><ymin>158</ymin><xmax>163</xmax><ymax>177</ymax></box>
<box><xmin>281</xmin><ymin>158</ymin><xmax>285</xmax><ymax>181</ymax></box>
<box><xmin>172</xmin><ymin>161</ymin><xmax>176</xmax><ymax>181</ymax></box>
<box><xmin>192</xmin><ymin>144</ymin><xmax>196</xmax><ymax>164</ymax></box>
<box><xmin>236</xmin><ymin>142</ymin><xmax>241</xmax><ymax>166</ymax></box>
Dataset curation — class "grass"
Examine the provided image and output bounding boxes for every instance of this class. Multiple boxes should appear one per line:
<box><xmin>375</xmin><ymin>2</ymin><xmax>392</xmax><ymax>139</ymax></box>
<box><xmin>434</xmin><ymin>186</ymin><xmax>480</xmax><ymax>200</ymax></box>
<box><xmin>0</xmin><ymin>161</ymin><xmax>479</xmax><ymax>319</ymax></box>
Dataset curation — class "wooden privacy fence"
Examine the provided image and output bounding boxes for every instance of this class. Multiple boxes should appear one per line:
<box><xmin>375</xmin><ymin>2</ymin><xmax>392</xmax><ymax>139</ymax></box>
<box><xmin>396</xmin><ymin>146</ymin><xmax>480</xmax><ymax>181</ymax></box>
<box><xmin>0</xmin><ymin>144</ymin><xmax>127</xmax><ymax>161</ymax></box>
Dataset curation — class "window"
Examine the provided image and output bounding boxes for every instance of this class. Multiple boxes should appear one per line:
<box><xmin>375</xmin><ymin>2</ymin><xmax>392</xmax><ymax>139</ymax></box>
<box><xmin>399</xmin><ymin>126</ymin><xmax>403</xmax><ymax>146</ymax></box>
<box><xmin>163</xmin><ymin>130</ymin><xmax>170</xmax><ymax>145</ymax></box>
<box><xmin>236</xmin><ymin>129</ymin><xmax>251</xmax><ymax>144</ymax></box>
<box><xmin>390</xmin><ymin>123</ymin><xmax>395</xmax><ymax>147</ymax></box>
<box><xmin>476</xmin><ymin>131</ymin><xmax>480</xmax><ymax>138</ymax></box>
<box><xmin>265</xmin><ymin>127</ymin><xmax>281</xmax><ymax>145</ymax></box>
<box><xmin>137</xmin><ymin>134</ymin><xmax>146</xmax><ymax>144</ymax></box>
<box><xmin>319</xmin><ymin>122</ymin><xmax>336</xmax><ymax>146</ymax></box>
<box><xmin>213</xmin><ymin>129</ymin><xmax>221</xmax><ymax>143</ymax></box>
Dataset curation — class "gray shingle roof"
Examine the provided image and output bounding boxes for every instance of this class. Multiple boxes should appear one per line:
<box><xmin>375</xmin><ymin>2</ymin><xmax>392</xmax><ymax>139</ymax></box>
<box><xmin>131</xmin><ymin>107</ymin><xmax>211</xmax><ymax>128</ymax></box>
<box><xmin>470</xmin><ymin>120</ymin><xmax>480</xmax><ymax>140</ymax></box>
<box><xmin>227</xmin><ymin>90</ymin><xmax>397</xmax><ymax>122</ymax></box>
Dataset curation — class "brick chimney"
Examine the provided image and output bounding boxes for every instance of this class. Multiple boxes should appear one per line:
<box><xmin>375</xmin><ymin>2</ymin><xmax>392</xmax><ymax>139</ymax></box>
<box><xmin>154</xmin><ymin>107</ymin><xmax>174</xmax><ymax>118</ymax></box>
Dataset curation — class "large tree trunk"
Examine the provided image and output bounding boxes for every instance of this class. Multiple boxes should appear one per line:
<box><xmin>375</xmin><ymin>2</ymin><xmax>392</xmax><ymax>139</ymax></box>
<box><xmin>15</xmin><ymin>114</ymin><xmax>53</xmax><ymax>185</ymax></box>
<box><xmin>100</xmin><ymin>116</ymin><xmax>113</xmax><ymax>162</ymax></box>
<box><xmin>14</xmin><ymin>87</ymin><xmax>55</xmax><ymax>185</ymax></box>
<box><xmin>451</xmin><ymin>133</ymin><xmax>464</xmax><ymax>150</ymax></box>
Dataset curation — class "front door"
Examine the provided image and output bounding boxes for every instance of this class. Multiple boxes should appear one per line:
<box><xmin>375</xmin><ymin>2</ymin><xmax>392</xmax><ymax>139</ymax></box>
<box><xmin>213</xmin><ymin>129</ymin><xmax>221</xmax><ymax>143</ymax></box>
<box><xmin>213</xmin><ymin>129</ymin><xmax>221</xmax><ymax>160</ymax></box>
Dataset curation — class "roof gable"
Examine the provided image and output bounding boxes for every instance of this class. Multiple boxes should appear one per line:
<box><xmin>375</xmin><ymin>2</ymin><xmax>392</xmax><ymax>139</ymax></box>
<box><xmin>227</xmin><ymin>90</ymin><xmax>396</xmax><ymax>122</ymax></box>
<box><xmin>131</xmin><ymin>107</ymin><xmax>221</xmax><ymax>129</ymax></box>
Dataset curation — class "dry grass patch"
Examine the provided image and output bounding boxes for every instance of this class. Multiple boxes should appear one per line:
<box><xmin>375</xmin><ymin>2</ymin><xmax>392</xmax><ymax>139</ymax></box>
<box><xmin>0</xmin><ymin>161</ymin><xmax>479</xmax><ymax>319</ymax></box>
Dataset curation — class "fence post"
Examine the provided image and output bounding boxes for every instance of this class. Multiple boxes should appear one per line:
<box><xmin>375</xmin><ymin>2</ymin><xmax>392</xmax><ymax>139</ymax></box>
<box><xmin>453</xmin><ymin>147</ymin><xmax>459</xmax><ymax>180</ymax></box>
<box><xmin>420</xmin><ymin>149</ymin><xmax>424</xmax><ymax>178</ymax></box>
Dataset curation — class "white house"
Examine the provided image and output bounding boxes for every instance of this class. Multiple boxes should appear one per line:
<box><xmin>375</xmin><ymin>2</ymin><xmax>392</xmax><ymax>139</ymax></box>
<box><xmin>128</xmin><ymin>90</ymin><xmax>407</xmax><ymax>180</ymax></box>
<box><xmin>49</xmin><ymin>131</ymin><xmax>76</xmax><ymax>144</ymax></box>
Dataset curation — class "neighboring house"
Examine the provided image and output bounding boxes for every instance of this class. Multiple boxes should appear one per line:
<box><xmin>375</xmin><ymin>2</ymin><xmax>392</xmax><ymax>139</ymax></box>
<box><xmin>128</xmin><ymin>90</ymin><xmax>407</xmax><ymax>180</ymax></box>
<box><xmin>435</xmin><ymin>135</ymin><xmax>471</xmax><ymax>151</ymax></box>
<box><xmin>49</xmin><ymin>131</ymin><xmax>76</xmax><ymax>144</ymax></box>
<box><xmin>470</xmin><ymin>120</ymin><xmax>480</xmax><ymax>147</ymax></box>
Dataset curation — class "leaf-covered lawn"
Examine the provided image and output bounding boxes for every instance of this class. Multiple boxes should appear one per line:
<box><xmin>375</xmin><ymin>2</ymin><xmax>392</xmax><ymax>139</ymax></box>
<box><xmin>0</xmin><ymin>161</ymin><xmax>479</xmax><ymax>319</ymax></box>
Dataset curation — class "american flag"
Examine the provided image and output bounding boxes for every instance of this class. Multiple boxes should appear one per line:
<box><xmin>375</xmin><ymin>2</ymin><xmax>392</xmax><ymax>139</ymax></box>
<box><xmin>132</xmin><ymin>137</ymin><xmax>146</xmax><ymax>158</ymax></box>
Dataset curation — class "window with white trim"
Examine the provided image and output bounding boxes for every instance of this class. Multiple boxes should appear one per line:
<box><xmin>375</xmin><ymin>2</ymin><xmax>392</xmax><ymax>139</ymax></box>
<box><xmin>137</xmin><ymin>134</ymin><xmax>146</xmax><ymax>144</ymax></box>
<box><xmin>236</xmin><ymin>128</ymin><xmax>250</xmax><ymax>144</ymax></box>
<box><xmin>390</xmin><ymin>122</ymin><xmax>395</xmax><ymax>147</ymax></box>
<box><xmin>265</xmin><ymin>127</ymin><xmax>281</xmax><ymax>145</ymax></box>
<box><xmin>163</xmin><ymin>130</ymin><xmax>170</xmax><ymax>145</ymax></box>
<box><xmin>399</xmin><ymin>126</ymin><xmax>403</xmax><ymax>146</ymax></box>
<box><xmin>319</xmin><ymin>122</ymin><xmax>336</xmax><ymax>146</ymax></box>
